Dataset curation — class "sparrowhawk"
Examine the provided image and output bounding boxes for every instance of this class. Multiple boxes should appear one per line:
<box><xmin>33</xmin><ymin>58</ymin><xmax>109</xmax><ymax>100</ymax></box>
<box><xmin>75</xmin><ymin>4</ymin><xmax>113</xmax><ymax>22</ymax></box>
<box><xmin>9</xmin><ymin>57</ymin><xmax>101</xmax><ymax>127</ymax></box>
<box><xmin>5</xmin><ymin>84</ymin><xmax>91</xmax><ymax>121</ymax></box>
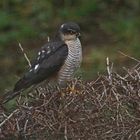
<box><xmin>2</xmin><ymin>22</ymin><xmax>82</xmax><ymax>104</ymax></box>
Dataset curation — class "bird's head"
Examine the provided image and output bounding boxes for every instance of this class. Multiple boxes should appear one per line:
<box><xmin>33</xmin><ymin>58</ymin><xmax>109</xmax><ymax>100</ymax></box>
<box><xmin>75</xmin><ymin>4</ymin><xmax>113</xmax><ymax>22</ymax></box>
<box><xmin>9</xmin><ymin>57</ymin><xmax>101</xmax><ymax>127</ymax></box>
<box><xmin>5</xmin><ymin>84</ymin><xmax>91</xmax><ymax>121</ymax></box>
<box><xmin>59</xmin><ymin>22</ymin><xmax>81</xmax><ymax>41</ymax></box>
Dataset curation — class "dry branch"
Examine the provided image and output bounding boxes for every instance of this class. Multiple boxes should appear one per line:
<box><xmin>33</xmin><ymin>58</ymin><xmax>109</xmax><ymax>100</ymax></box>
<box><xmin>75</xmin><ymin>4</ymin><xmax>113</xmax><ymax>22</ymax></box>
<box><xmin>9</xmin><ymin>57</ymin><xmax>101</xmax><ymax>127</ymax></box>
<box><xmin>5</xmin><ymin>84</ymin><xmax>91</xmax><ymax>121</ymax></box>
<box><xmin>18</xmin><ymin>43</ymin><xmax>31</xmax><ymax>67</ymax></box>
<box><xmin>1</xmin><ymin>60</ymin><xmax>140</xmax><ymax>139</ymax></box>
<box><xmin>0</xmin><ymin>109</ymin><xmax>19</xmax><ymax>127</ymax></box>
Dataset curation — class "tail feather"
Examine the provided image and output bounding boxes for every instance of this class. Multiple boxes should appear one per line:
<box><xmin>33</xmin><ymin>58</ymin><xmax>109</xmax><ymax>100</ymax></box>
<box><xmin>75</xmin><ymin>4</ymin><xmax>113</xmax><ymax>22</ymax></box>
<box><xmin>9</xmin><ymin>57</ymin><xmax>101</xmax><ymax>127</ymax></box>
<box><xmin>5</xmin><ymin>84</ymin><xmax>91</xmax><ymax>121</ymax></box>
<box><xmin>2</xmin><ymin>90</ymin><xmax>21</xmax><ymax>104</ymax></box>
<box><xmin>2</xmin><ymin>76</ymin><xmax>31</xmax><ymax>104</ymax></box>
<box><xmin>14</xmin><ymin>76</ymin><xmax>31</xmax><ymax>92</ymax></box>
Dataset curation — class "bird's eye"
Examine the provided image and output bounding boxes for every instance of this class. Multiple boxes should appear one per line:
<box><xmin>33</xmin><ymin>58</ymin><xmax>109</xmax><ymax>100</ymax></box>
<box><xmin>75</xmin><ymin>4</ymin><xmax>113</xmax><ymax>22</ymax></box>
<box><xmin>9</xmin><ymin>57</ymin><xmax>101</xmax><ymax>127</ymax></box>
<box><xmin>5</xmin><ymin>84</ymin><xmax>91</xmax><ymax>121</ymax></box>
<box><xmin>66</xmin><ymin>29</ymin><xmax>76</xmax><ymax>34</ymax></box>
<box><xmin>70</xmin><ymin>30</ymin><xmax>75</xmax><ymax>34</ymax></box>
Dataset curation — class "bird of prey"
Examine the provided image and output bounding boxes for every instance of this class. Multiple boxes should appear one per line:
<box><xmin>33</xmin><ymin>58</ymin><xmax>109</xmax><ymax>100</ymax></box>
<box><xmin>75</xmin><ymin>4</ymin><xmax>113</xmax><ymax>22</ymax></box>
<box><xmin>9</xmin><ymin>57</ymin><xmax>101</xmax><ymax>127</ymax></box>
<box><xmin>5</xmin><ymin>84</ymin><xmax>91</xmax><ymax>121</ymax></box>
<box><xmin>2</xmin><ymin>22</ymin><xmax>82</xmax><ymax>104</ymax></box>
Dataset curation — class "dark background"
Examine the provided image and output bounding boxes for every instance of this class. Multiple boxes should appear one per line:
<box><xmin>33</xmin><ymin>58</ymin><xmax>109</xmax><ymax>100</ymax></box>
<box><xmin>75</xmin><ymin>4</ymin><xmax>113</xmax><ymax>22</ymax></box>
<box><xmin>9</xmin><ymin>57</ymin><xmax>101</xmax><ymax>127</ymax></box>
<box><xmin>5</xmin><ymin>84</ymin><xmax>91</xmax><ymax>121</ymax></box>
<box><xmin>0</xmin><ymin>0</ymin><xmax>140</xmax><ymax>93</ymax></box>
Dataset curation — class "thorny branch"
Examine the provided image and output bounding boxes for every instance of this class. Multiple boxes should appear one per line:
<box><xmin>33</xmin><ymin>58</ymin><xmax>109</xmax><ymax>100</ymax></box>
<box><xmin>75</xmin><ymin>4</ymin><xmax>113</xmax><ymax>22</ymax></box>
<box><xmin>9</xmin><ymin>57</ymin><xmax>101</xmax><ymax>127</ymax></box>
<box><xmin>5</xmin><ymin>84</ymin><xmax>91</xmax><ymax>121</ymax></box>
<box><xmin>1</xmin><ymin>59</ymin><xmax>140</xmax><ymax>139</ymax></box>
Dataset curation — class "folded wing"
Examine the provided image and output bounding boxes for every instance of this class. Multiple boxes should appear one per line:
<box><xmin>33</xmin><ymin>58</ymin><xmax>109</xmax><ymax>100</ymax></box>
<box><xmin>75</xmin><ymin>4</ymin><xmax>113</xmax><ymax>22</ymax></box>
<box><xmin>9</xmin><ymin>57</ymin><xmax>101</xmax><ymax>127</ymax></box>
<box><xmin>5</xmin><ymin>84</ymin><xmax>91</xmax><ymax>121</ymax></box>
<box><xmin>14</xmin><ymin>41</ymin><xmax>68</xmax><ymax>92</ymax></box>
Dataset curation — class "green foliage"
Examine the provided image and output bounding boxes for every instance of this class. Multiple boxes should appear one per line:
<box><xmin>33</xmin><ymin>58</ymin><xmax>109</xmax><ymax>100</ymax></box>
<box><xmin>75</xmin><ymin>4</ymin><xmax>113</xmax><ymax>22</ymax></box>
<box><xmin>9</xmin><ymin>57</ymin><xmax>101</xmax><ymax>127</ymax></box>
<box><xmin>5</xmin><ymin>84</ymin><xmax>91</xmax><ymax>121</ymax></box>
<box><xmin>0</xmin><ymin>11</ymin><xmax>37</xmax><ymax>45</ymax></box>
<box><xmin>0</xmin><ymin>0</ymin><xmax>139</xmax><ymax>44</ymax></box>
<box><xmin>101</xmin><ymin>17</ymin><xmax>140</xmax><ymax>41</ymax></box>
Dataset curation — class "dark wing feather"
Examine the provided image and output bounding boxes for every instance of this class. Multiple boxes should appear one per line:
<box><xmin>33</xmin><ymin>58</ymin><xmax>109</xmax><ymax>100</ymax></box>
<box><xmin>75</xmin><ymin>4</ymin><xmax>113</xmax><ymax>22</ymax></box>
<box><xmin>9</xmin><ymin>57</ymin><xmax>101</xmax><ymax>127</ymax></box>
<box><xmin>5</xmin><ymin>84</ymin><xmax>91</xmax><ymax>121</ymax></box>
<box><xmin>14</xmin><ymin>41</ymin><xmax>68</xmax><ymax>92</ymax></box>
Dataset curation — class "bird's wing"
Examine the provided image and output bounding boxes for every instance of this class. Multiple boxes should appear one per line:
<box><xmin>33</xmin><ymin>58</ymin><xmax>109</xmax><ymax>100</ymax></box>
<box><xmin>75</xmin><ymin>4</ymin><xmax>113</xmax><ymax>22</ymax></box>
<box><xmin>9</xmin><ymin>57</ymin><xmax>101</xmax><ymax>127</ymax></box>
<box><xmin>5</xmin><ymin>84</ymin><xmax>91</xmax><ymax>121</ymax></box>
<box><xmin>14</xmin><ymin>41</ymin><xmax>68</xmax><ymax>92</ymax></box>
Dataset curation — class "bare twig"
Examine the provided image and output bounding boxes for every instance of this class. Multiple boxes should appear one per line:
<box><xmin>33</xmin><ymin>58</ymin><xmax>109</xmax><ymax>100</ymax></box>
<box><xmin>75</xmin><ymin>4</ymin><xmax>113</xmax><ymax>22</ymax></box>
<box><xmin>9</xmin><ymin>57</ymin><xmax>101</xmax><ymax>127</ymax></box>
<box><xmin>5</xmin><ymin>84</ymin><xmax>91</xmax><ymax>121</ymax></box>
<box><xmin>0</xmin><ymin>109</ymin><xmax>19</xmax><ymax>127</ymax></box>
<box><xmin>18</xmin><ymin>43</ymin><xmax>31</xmax><ymax>67</ymax></box>
<box><xmin>64</xmin><ymin>122</ymin><xmax>68</xmax><ymax>140</ymax></box>
<box><xmin>24</xmin><ymin>120</ymin><xmax>29</xmax><ymax>134</ymax></box>
<box><xmin>106</xmin><ymin>57</ymin><xmax>112</xmax><ymax>83</ymax></box>
<box><xmin>118</xmin><ymin>51</ymin><xmax>140</xmax><ymax>63</ymax></box>
<box><xmin>16</xmin><ymin>118</ymin><xmax>20</xmax><ymax>132</ymax></box>
<box><xmin>1</xmin><ymin>58</ymin><xmax>140</xmax><ymax>139</ymax></box>
<box><xmin>47</xmin><ymin>36</ymin><xmax>50</xmax><ymax>42</ymax></box>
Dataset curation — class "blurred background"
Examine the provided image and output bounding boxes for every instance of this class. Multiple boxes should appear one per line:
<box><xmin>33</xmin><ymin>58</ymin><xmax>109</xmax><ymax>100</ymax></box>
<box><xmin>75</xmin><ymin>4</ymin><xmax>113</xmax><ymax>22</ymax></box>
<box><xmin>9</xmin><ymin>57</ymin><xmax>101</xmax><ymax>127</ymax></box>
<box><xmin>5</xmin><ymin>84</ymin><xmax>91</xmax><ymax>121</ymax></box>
<box><xmin>0</xmin><ymin>0</ymin><xmax>140</xmax><ymax>93</ymax></box>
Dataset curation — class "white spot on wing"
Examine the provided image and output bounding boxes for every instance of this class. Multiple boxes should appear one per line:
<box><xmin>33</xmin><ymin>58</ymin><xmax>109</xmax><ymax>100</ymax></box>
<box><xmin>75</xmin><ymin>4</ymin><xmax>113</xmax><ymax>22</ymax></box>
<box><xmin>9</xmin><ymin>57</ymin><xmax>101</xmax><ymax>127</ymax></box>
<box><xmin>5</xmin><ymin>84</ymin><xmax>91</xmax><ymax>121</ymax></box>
<box><xmin>38</xmin><ymin>51</ymin><xmax>41</xmax><ymax>55</ymax></box>
<box><xmin>29</xmin><ymin>69</ymin><xmax>33</xmax><ymax>72</ymax></box>
<box><xmin>47</xmin><ymin>49</ymin><xmax>51</xmax><ymax>54</ymax></box>
<box><xmin>46</xmin><ymin>46</ymin><xmax>51</xmax><ymax>54</ymax></box>
<box><xmin>37</xmin><ymin>56</ymin><xmax>40</xmax><ymax>60</ymax></box>
<box><xmin>34</xmin><ymin>64</ymin><xmax>39</xmax><ymax>70</ymax></box>
<box><xmin>42</xmin><ymin>50</ymin><xmax>45</xmax><ymax>53</ymax></box>
<box><xmin>61</xmin><ymin>24</ymin><xmax>65</xmax><ymax>28</ymax></box>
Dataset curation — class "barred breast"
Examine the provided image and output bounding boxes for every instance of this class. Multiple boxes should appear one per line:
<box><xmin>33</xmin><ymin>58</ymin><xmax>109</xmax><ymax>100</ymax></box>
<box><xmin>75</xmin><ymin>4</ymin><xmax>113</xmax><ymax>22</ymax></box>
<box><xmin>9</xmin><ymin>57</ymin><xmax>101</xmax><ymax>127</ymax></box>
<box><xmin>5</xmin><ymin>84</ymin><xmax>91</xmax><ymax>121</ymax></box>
<box><xmin>58</xmin><ymin>38</ymin><xmax>82</xmax><ymax>85</ymax></box>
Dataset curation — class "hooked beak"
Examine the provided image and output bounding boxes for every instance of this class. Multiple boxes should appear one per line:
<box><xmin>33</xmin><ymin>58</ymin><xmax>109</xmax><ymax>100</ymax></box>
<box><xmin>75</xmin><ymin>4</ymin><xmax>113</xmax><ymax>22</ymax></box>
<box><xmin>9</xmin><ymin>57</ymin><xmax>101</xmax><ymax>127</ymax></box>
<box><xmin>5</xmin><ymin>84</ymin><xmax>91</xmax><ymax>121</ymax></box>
<box><xmin>76</xmin><ymin>32</ymin><xmax>81</xmax><ymax>37</ymax></box>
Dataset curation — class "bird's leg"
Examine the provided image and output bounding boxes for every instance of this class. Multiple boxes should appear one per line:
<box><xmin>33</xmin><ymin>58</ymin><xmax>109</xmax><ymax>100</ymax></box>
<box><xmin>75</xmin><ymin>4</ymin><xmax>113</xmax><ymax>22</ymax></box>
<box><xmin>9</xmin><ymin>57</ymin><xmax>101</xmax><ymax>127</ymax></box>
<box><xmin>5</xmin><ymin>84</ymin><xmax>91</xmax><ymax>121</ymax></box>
<box><xmin>67</xmin><ymin>79</ymin><xmax>80</xmax><ymax>94</ymax></box>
